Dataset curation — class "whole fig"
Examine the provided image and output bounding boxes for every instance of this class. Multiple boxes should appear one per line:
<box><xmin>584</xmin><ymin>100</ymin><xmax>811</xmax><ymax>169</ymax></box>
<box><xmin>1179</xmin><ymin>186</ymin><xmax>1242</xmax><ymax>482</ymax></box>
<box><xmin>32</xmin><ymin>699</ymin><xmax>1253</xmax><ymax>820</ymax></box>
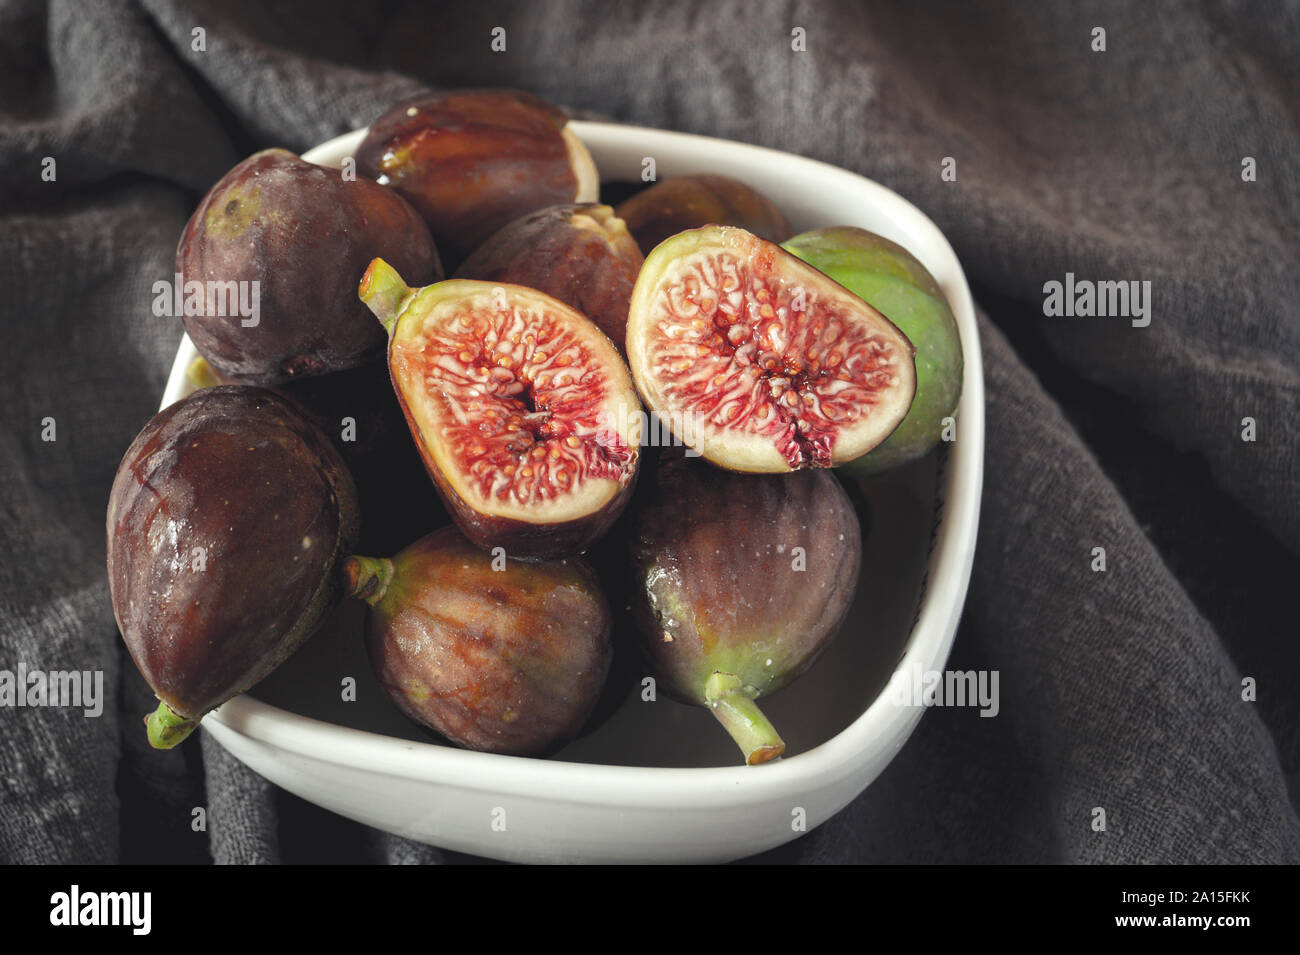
<box><xmin>615</xmin><ymin>174</ymin><xmax>793</xmax><ymax>256</ymax></box>
<box><xmin>177</xmin><ymin>148</ymin><xmax>442</xmax><ymax>385</ymax></box>
<box><xmin>455</xmin><ymin>203</ymin><xmax>642</xmax><ymax>353</ymax></box>
<box><xmin>345</xmin><ymin>527</ymin><xmax>612</xmax><ymax>757</ymax></box>
<box><xmin>357</xmin><ymin>89</ymin><xmax>599</xmax><ymax>267</ymax></box>
<box><xmin>107</xmin><ymin>386</ymin><xmax>360</xmax><ymax>748</ymax></box>
<box><xmin>628</xmin><ymin>453</ymin><xmax>861</xmax><ymax>764</ymax></box>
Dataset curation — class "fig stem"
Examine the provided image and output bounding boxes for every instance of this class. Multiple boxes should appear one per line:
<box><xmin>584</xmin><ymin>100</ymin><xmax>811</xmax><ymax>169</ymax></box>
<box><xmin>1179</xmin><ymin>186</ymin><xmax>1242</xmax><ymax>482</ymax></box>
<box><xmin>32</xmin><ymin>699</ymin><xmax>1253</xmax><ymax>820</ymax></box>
<box><xmin>145</xmin><ymin>700</ymin><xmax>200</xmax><ymax>749</ymax></box>
<box><xmin>341</xmin><ymin>555</ymin><xmax>395</xmax><ymax>607</ymax></box>
<box><xmin>358</xmin><ymin>258</ymin><xmax>413</xmax><ymax>337</ymax></box>
<box><xmin>704</xmin><ymin>671</ymin><xmax>785</xmax><ymax>766</ymax></box>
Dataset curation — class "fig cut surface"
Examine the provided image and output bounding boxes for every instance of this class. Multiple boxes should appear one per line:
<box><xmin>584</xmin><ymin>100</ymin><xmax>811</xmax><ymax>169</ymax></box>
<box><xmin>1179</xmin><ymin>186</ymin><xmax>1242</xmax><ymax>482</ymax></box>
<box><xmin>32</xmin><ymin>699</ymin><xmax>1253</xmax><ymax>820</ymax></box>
<box><xmin>363</xmin><ymin>262</ymin><xmax>641</xmax><ymax>557</ymax></box>
<box><xmin>626</xmin><ymin>226</ymin><xmax>917</xmax><ymax>472</ymax></box>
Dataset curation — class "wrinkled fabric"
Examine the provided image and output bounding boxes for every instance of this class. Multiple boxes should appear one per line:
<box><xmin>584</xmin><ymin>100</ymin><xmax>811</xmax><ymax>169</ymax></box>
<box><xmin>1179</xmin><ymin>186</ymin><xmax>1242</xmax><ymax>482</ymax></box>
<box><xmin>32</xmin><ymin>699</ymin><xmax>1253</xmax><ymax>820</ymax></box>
<box><xmin>1</xmin><ymin>0</ymin><xmax>1296</xmax><ymax>864</ymax></box>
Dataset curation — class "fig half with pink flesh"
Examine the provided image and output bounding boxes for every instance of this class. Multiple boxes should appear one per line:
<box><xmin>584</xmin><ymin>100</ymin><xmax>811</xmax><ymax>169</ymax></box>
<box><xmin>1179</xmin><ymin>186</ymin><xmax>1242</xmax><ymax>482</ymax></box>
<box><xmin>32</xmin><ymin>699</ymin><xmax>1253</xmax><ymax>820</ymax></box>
<box><xmin>626</xmin><ymin>226</ymin><xmax>917</xmax><ymax>472</ymax></box>
<box><xmin>360</xmin><ymin>259</ymin><xmax>642</xmax><ymax>558</ymax></box>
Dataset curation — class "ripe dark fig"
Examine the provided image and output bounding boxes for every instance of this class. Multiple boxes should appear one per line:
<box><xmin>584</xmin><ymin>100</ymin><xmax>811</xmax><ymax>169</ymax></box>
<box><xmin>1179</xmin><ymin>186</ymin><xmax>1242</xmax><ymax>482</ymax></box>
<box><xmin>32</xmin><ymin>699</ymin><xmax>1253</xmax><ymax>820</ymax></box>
<box><xmin>177</xmin><ymin>148</ymin><xmax>442</xmax><ymax>386</ymax></box>
<box><xmin>615</xmin><ymin>174</ymin><xmax>794</xmax><ymax>256</ymax></box>
<box><xmin>455</xmin><ymin>203</ymin><xmax>643</xmax><ymax>353</ymax></box>
<box><xmin>106</xmin><ymin>386</ymin><xmax>360</xmax><ymax>748</ymax></box>
<box><xmin>359</xmin><ymin>259</ymin><xmax>641</xmax><ymax>558</ymax></box>
<box><xmin>626</xmin><ymin>225</ymin><xmax>917</xmax><ymax>473</ymax></box>
<box><xmin>344</xmin><ymin>527</ymin><xmax>612</xmax><ymax>756</ymax></box>
<box><xmin>629</xmin><ymin>454</ymin><xmax>861</xmax><ymax>764</ymax></box>
<box><xmin>357</xmin><ymin>89</ymin><xmax>599</xmax><ymax>267</ymax></box>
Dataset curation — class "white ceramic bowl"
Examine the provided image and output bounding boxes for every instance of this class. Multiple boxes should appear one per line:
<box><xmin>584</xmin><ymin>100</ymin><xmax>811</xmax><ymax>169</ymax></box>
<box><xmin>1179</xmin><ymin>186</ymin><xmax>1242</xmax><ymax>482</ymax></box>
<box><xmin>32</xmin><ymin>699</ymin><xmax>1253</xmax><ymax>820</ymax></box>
<box><xmin>161</xmin><ymin>121</ymin><xmax>983</xmax><ymax>863</ymax></box>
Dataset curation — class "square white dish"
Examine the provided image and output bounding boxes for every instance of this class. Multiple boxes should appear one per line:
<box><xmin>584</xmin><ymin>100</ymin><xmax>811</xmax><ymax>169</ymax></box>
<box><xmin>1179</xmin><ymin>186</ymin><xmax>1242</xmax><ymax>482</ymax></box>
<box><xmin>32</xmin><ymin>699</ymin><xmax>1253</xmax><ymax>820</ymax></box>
<box><xmin>160</xmin><ymin>120</ymin><xmax>984</xmax><ymax>863</ymax></box>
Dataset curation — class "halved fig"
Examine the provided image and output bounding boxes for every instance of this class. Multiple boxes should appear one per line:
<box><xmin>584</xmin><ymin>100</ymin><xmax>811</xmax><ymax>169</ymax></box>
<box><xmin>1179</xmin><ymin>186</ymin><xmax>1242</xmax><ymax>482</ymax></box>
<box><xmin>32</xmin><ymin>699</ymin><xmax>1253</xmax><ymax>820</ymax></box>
<box><xmin>626</xmin><ymin>226</ymin><xmax>917</xmax><ymax>472</ymax></box>
<box><xmin>360</xmin><ymin>259</ymin><xmax>641</xmax><ymax>558</ymax></box>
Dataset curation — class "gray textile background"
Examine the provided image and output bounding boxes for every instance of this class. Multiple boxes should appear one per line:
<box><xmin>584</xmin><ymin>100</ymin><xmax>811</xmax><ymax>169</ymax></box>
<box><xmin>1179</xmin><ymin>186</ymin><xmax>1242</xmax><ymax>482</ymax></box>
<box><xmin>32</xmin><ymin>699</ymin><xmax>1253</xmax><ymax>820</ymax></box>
<box><xmin>1</xmin><ymin>0</ymin><xmax>1297</xmax><ymax>864</ymax></box>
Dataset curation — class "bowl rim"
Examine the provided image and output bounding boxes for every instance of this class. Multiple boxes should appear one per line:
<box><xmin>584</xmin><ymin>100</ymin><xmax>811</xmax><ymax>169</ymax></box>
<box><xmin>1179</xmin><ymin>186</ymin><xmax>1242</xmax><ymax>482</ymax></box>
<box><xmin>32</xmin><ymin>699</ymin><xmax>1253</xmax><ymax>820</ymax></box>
<box><xmin>171</xmin><ymin>119</ymin><xmax>984</xmax><ymax>802</ymax></box>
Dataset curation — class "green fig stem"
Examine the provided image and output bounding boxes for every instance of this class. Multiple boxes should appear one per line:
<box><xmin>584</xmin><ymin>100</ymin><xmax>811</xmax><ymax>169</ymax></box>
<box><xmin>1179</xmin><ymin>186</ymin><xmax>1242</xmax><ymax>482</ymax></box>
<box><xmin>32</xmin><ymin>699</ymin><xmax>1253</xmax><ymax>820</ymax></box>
<box><xmin>146</xmin><ymin>700</ymin><xmax>200</xmax><ymax>749</ymax></box>
<box><xmin>358</xmin><ymin>258</ymin><xmax>413</xmax><ymax>337</ymax></box>
<box><xmin>341</xmin><ymin>555</ymin><xmax>395</xmax><ymax>607</ymax></box>
<box><xmin>704</xmin><ymin>671</ymin><xmax>785</xmax><ymax>765</ymax></box>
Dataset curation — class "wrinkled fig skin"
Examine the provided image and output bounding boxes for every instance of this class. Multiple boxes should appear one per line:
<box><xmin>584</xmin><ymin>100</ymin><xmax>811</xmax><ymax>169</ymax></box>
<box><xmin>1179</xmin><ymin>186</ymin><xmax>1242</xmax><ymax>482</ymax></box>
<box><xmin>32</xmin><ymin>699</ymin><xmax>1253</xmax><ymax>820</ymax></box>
<box><xmin>351</xmin><ymin>527</ymin><xmax>613</xmax><ymax>757</ymax></box>
<box><xmin>177</xmin><ymin>148</ymin><xmax>441</xmax><ymax>385</ymax></box>
<box><xmin>455</xmin><ymin>203</ymin><xmax>643</xmax><ymax>352</ymax></box>
<box><xmin>358</xmin><ymin>90</ymin><xmax>582</xmax><ymax>267</ymax></box>
<box><xmin>106</xmin><ymin>387</ymin><xmax>360</xmax><ymax>747</ymax></box>
<box><xmin>629</xmin><ymin>453</ymin><xmax>861</xmax><ymax>763</ymax></box>
<box><xmin>616</xmin><ymin>174</ymin><xmax>794</xmax><ymax>256</ymax></box>
<box><xmin>276</xmin><ymin>364</ymin><xmax>448</xmax><ymax>556</ymax></box>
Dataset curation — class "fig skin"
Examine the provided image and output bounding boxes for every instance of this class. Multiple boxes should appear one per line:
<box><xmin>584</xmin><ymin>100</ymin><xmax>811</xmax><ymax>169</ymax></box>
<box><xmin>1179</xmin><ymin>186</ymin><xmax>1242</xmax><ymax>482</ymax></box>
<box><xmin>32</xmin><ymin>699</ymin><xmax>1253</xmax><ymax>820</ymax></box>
<box><xmin>454</xmin><ymin>203</ymin><xmax>643</xmax><ymax>353</ymax></box>
<box><xmin>783</xmin><ymin>227</ymin><xmax>963</xmax><ymax>475</ymax></box>
<box><xmin>358</xmin><ymin>89</ymin><xmax>599</xmax><ymax>267</ymax></box>
<box><xmin>106</xmin><ymin>386</ymin><xmax>361</xmax><ymax>748</ymax></box>
<box><xmin>360</xmin><ymin>260</ymin><xmax>642</xmax><ymax>560</ymax></box>
<box><xmin>346</xmin><ymin>527</ymin><xmax>613</xmax><ymax>757</ymax></box>
<box><xmin>628</xmin><ymin>453</ymin><xmax>861</xmax><ymax>764</ymax></box>
<box><xmin>177</xmin><ymin>148</ymin><xmax>442</xmax><ymax>386</ymax></box>
<box><xmin>615</xmin><ymin>174</ymin><xmax>794</xmax><ymax>256</ymax></box>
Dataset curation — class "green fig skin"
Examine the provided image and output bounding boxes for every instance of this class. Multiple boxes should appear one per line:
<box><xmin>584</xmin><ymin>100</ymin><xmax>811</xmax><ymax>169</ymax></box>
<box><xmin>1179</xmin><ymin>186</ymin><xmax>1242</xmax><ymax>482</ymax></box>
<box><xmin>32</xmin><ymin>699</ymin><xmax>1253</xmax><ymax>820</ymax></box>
<box><xmin>177</xmin><ymin>148</ymin><xmax>442</xmax><ymax>386</ymax></box>
<box><xmin>615</xmin><ymin>174</ymin><xmax>794</xmax><ymax>257</ymax></box>
<box><xmin>349</xmin><ymin>527</ymin><xmax>613</xmax><ymax>757</ymax></box>
<box><xmin>106</xmin><ymin>386</ymin><xmax>361</xmax><ymax>747</ymax></box>
<box><xmin>783</xmin><ymin>228</ymin><xmax>963</xmax><ymax>475</ymax></box>
<box><xmin>454</xmin><ymin>203</ymin><xmax>643</xmax><ymax>353</ymax></box>
<box><xmin>628</xmin><ymin>453</ymin><xmax>861</xmax><ymax>763</ymax></box>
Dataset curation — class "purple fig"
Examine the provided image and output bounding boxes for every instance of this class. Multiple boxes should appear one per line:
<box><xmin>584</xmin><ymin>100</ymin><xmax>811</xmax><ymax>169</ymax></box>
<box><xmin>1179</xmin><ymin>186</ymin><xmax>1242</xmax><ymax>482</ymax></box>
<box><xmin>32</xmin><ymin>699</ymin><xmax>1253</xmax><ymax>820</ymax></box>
<box><xmin>615</xmin><ymin>174</ymin><xmax>794</xmax><ymax>256</ymax></box>
<box><xmin>455</xmin><ymin>203</ymin><xmax>643</xmax><ymax>353</ymax></box>
<box><xmin>177</xmin><ymin>148</ymin><xmax>442</xmax><ymax>385</ymax></box>
<box><xmin>107</xmin><ymin>386</ymin><xmax>360</xmax><ymax>748</ymax></box>
<box><xmin>344</xmin><ymin>527</ymin><xmax>612</xmax><ymax>757</ymax></box>
<box><xmin>357</xmin><ymin>89</ymin><xmax>599</xmax><ymax>267</ymax></box>
<box><xmin>628</xmin><ymin>453</ymin><xmax>861</xmax><ymax>764</ymax></box>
